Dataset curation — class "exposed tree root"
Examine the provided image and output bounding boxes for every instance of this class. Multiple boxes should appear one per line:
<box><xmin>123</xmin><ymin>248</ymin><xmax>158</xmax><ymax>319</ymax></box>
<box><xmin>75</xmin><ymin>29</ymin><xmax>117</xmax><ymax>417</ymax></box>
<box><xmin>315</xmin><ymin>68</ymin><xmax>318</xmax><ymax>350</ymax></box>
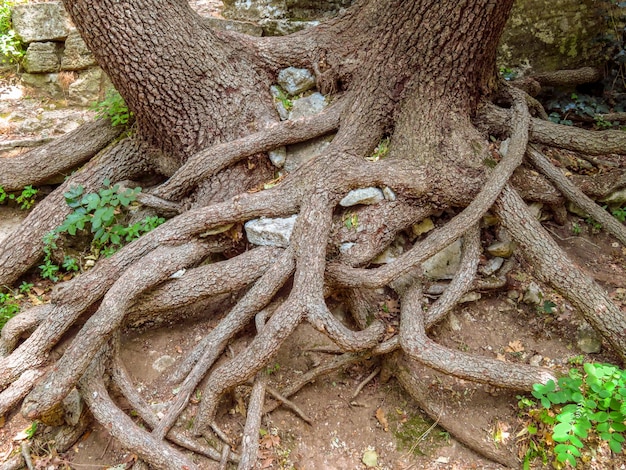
<box><xmin>399</xmin><ymin>282</ymin><xmax>557</xmax><ymax>389</ymax></box>
<box><xmin>238</xmin><ymin>311</ymin><xmax>270</xmax><ymax>470</ymax></box>
<box><xmin>393</xmin><ymin>355</ymin><xmax>519</xmax><ymax>468</ymax></box>
<box><xmin>527</xmin><ymin>145</ymin><xmax>626</xmax><ymax>245</ymax></box>
<box><xmin>496</xmin><ymin>185</ymin><xmax>626</xmax><ymax>359</ymax></box>
<box><xmin>109</xmin><ymin>337</ymin><xmax>238</xmax><ymax>463</ymax></box>
<box><xmin>478</xmin><ymin>101</ymin><xmax>626</xmax><ymax>155</ymax></box>
<box><xmin>0</xmin><ymin>118</ymin><xmax>124</xmax><ymax>191</ymax></box>
<box><xmin>80</xmin><ymin>346</ymin><xmax>197</xmax><ymax>470</ymax></box>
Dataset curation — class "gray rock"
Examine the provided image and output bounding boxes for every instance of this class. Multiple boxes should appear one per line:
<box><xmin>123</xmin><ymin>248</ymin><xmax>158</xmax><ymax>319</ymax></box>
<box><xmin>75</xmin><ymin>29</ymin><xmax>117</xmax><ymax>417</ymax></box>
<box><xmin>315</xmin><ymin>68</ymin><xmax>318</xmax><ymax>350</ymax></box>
<box><xmin>284</xmin><ymin>134</ymin><xmax>333</xmax><ymax>172</ymax></box>
<box><xmin>260</xmin><ymin>19</ymin><xmax>320</xmax><ymax>36</ymax></box>
<box><xmin>278</xmin><ymin>67</ymin><xmax>316</xmax><ymax>96</ymax></box>
<box><xmin>523</xmin><ymin>281</ymin><xmax>543</xmax><ymax>305</ymax></box>
<box><xmin>371</xmin><ymin>244</ymin><xmax>403</xmax><ymax>264</ymax></box>
<box><xmin>339</xmin><ymin>242</ymin><xmax>355</xmax><ymax>254</ymax></box>
<box><xmin>68</xmin><ymin>68</ymin><xmax>103</xmax><ymax>106</ymax></box>
<box><xmin>422</xmin><ymin>239</ymin><xmax>462</xmax><ymax>280</ymax></box>
<box><xmin>382</xmin><ymin>186</ymin><xmax>396</xmax><ymax>201</ymax></box>
<box><xmin>289</xmin><ymin>92</ymin><xmax>327</xmax><ymax>119</ymax></box>
<box><xmin>268</xmin><ymin>146</ymin><xmax>287</xmax><ymax>168</ymax></box>
<box><xmin>270</xmin><ymin>85</ymin><xmax>290</xmax><ymax>120</ymax></box>
<box><xmin>21</xmin><ymin>73</ymin><xmax>63</xmax><ymax>98</ymax></box>
<box><xmin>152</xmin><ymin>355</ymin><xmax>177</xmax><ymax>373</ymax></box>
<box><xmin>62</xmin><ymin>389</ymin><xmax>83</xmax><ymax>426</ymax></box>
<box><xmin>602</xmin><ymin>188</ymin><xmax>626</xmax><ymax>206</ymax></box>
<box><xmin>459</xmin><ymin>291</ymin><xmax>481</xmax><ymax>303</ymax></box>
<box><xmin>339</xmin><ymin>187</ymin><xmax>385</xmax><ymax>207</ymax></box>
<box><xmin>222</xmin><ymin>0</ymin><xmax>287</xmax><ymax>21</ymax></box>
<box><xmin>23</xmin><ymin>42</ymin><xmax>62</xmax><ymax>73</ymax></box>
<box><xmin>12</xmin><ymin>2</ymin><xmax>71</xmax><ymax>43</ymax></box>
<box><xmin>499</xmin><ymin>137</ymin><xmax>511</xmax><ymax>157</ymax></box>
<box><xmin>448</xmin><ymin>313</ymin><xmax>462</xmax><ymax>331</ymax></box>
<box><xmin>529</xmin><ymin>354</ymin><xmax>543</xmax><ymax>367</ymax></box>
<box><xmin>486</xmin><ymin>240</ymin><xmax>516</xmax><ymax>258</ymax></box>
<box><xmin>528</xmin><ymin>202</ymin><xmax>544</xmax><ymax>221</ymax></box>
<box><xmin>203</xmin><ymin>17</ymin><xmax>264</xmax><ymax>36</ymax></box>
<box><xmin>577</xmin><ymin>324</ymin><xmax>602</xmax><ymax>354</ymax></box>
<box><xmin>566</xmin><ymin>201</ymin><xmax>588</xmax><ymax>218</ymax></box>
<box><xmin>61</xmin><ymin>30</ymin><xmax>97</xmax><ymax>70</ymax></box>
<box><xmin>481</xmin><ymin>257</ymin><xmax>505</xmax><ymax>276</ymax></box>
<box><xmin>245</xmin><ymin>215</ymin><xmax>297</xmax><ymax>247</ymax></box>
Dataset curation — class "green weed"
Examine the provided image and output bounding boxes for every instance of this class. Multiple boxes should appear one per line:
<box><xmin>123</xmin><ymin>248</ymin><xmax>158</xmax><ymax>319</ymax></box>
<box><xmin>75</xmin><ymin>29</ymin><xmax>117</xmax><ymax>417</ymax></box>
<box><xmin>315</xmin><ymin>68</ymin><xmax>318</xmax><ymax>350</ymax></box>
<box><xmin>518</xmin><ymin>363</ymin><xmax>626</xmax><ymax>468</ymax></box>
<box><xmin>0</xmin><ymin>185</ymin><xmax>39</xmax><ymax>210</ymax></box>
<box><xmin>0</xmin><ymin>1</ymin><xmax>25</xmax><ymax>64</ymax></box>
<box><xmin>40</xmin><ymin>179</ymin><xmax>164</xmax><ymax>280</ymax></box>
<box><xmin>92</xmin><ymin>89</ymin><xmax>133</xmax><ymax>126</ymax></box>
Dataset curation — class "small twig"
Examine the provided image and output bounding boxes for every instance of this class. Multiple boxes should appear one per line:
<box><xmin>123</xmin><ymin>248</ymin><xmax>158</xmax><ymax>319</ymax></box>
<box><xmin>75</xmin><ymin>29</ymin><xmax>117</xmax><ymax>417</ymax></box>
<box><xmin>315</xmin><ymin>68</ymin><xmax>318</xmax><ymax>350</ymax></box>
<box><xmin>210</xmin><ymin>422</ymin><xmax>235</xmax><ymax>448</ymax></box>
<box><xmin>218</xmin><ymin>444</ymin><xmax>230</xmax><ymax>470</ymax></box>
<box><xmin>351</xmin><ymin>366</ymin><xmax>381</xmax><ymax>400</ymax></box>
<box><xmin>305</xmin><ymin>346</ymin><xmax>343</xmax><ymax>354</ymax></box>
<box><xmin>266</xmin><ymin>386</ymin><xmax>313</xmax><ymax>425</ymax></box>
<box><xmin>544</xmin><ymin>225</ymin><xmax>601</xmax><ymax>249</ymax></box>
<box><xmin>20</xmin><ymin>442</ymin><xmax>34</xmax><ymax>470</ymax></box>
<box><xmin>406</xmin><ymin>411</ymin><xmax>441</xmax><ymax>457</ymax></box>
<box><xmin>99</xmin><ymin>435</ymin><xmax>113</xmax><ymax>460</ymax></box>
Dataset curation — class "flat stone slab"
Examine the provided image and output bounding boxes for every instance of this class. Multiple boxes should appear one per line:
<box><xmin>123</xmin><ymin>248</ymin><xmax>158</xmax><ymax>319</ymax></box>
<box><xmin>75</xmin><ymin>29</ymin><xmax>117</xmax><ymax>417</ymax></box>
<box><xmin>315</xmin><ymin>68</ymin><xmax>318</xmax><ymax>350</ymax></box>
<box><xmin>12</xmin><ymin>2</ymin><xmax>71</xmax><ymax>43</ymax></box>
<box><xmin>245</xmin><ymin>215</ymin><xmax>297</xmax><ymax>247</ymax></box>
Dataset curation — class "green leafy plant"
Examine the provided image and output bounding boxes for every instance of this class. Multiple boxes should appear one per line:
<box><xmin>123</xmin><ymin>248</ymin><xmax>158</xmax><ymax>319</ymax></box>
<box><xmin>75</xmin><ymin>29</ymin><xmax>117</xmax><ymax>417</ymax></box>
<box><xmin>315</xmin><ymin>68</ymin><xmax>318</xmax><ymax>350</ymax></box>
<box><xmin>343</xmin><ymin>212</ymin><xmax>358</xmax><ymax>230</ymax></box>
<box><xmin>498</xmin><ymin>65</ymin><xmax>518</xmax><ymax>81</ymax></box>
<box><xmin>0</xmin><ymin>185</ymin><xmax>39</xmax><ymax>210</ymax></box>
<box><xmin>0</xmin><ymin>288</ymin><xmax>20</xmax><ymax>330</ymax></box>
<box><xmin>92</xmin><ymin>89</ymin><xmax>133</xmax><ymax>126</ymax></box>
<box><xmin>571</xmin><ymin>222</ymin><xmax>582</xmax><ymax>235</ymax></box>
<box><xmin>518</xmin><ymin>363</ymin><xmax>626</xmax><ymax>468</ymax></box>
<box><xmin>611</xmin><ymin>205</ymin><xmax>626</xmax><ymax>222</ymax></box>
<box><xmin>0</xmin><ymin>1</ymin><xmax>25</xmax><ymax>64</ymax></box>
<box><xmin>40</xmin><ymin>179</ymin><xmax>165</xmax><ymax>280</ymax></box>
<box><xmin>272</xmin><ymin>85</ymin><xmax>293</xmax><ymax>112</ymax></box>
<box><xmin>366</xmin><ymin>137</ymin><xmax>390</xmax><ymax>162</ymax></box>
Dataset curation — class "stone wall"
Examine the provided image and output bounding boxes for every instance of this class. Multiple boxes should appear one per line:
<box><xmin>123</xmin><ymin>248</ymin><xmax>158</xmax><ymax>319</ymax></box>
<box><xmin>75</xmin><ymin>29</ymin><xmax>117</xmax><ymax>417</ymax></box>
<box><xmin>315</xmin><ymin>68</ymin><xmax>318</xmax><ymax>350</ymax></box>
<box><xmin>11</xmin><ymin>2</ymin><xmax>108</xmax><ymax>106</ymax></box>
<box><xmin>501</xmin><ymin>0</ymin><xmax>608</xmax><ymax>72</ymax></box>
<box><xmin>222</xmin><ymin>0</ymin><xmax>610</xmax><ymax>72</ymax></box>
<box><xmin>8</xmin><ymin>0</ymin><xmax>611</xmax><ymax>104</ymax></box>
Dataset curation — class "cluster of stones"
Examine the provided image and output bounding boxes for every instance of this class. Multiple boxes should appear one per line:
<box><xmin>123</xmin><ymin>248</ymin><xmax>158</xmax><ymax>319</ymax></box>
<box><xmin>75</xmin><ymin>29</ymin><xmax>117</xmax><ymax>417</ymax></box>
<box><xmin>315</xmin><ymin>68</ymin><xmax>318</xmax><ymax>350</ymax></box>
<box><xmin>221</xmin><ymin>0</ymin><xmax>352</xmax><ymax>36</ymax></box>
<box><xmin>11</xmin><ymin>2</ymin><xmax>108</xmax><ymax>106</ymax></box>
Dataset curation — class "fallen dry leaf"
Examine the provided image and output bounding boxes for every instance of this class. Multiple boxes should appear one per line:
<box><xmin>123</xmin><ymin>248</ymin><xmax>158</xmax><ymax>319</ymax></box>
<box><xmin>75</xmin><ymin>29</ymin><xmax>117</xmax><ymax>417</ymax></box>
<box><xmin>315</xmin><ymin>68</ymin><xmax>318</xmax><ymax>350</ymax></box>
<box><xmin>505</xmin><ymin>340</ymin><xmax>524</xmax><ymax>353</ymax></box>
<box><xmin>375</xmin><ymin>407</ymin><xmax>389</xmax><ymax>432</ymax></box>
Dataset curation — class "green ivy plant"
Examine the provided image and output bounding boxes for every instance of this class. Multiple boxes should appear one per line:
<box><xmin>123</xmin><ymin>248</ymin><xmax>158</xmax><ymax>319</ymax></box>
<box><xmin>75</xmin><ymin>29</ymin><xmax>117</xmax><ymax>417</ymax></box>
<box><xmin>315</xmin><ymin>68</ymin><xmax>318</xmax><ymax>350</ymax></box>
<box><xmin>0</xmin><ymin>288</ymin><xmax>20</xmax><ymax>331</ymax></box>
<box><xmin>40</xmin><ymin>179</ymin><xmax>164</xmax><ymax>281</ymax></box>
<box><xmin>0</xmin><ymin>185</ymin><xmax>38</xmax><ymax>210</ymax></box>
<box><xmin>91</xmin><ymin>89</ymin><xmax>133</xmax><ymax>126</ymax></box>
<box><xmin>0</xmin><ymin>1</ymin><xmax>25</xmax><ymax>64</ymax></box>
<box><xmin>518</xmin><ymin>363</ymin><xmax>626</xmax><ymax>468</ymax></box>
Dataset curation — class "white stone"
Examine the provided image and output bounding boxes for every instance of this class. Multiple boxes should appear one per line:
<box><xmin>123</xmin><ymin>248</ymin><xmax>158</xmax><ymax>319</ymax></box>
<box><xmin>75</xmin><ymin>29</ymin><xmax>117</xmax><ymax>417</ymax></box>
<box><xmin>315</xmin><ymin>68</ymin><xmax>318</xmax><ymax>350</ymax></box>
<box><xmin>268</xmin><ymin>146</ymin><xmax>287</xmax><ymax>168</ymax></box>
<box><xmin>481</xmin><ymin>257</ymin><xmax>505</xmax><ymax>276</ymax></box>
<box><xmin>422</xmin><ymin>239</ymin><xmax>462</xmax><ymax>280</ymax></box>
<box><xmin>382</xmin><ymin>186</ymin><xmax>397</xmax><ymax>201</ymax></box>
<box><xmin>245</xmin><ymin>215</ymin><xmax>298</xmax><ymax>247</ymax></box>
<box><xmin>339</xmin><ymin>187</ymin><xmax>385</xmax><ymax>207</ymax></box>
